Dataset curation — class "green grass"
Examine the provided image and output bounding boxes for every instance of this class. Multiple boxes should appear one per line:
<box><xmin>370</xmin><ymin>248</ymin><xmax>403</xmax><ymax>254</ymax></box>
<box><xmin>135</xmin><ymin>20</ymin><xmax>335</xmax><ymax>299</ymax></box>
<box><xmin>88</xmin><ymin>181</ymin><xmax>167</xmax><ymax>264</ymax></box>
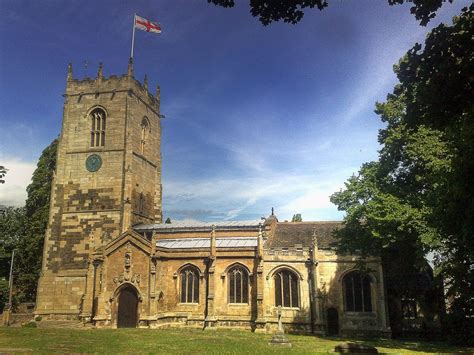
<box><xmin>0</xmin><ymin>327</ymin><xmax>472</xmax><ymax>354</ymax></box>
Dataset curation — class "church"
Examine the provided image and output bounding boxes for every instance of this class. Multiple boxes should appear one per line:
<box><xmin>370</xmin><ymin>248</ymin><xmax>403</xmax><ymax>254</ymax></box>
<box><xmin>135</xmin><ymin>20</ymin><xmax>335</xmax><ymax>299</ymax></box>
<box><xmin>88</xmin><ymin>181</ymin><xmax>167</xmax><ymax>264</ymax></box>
<box><xmin>34</xmin><ymin>61</ymin><xmax>391</xmax><ymax>337</ymax></box>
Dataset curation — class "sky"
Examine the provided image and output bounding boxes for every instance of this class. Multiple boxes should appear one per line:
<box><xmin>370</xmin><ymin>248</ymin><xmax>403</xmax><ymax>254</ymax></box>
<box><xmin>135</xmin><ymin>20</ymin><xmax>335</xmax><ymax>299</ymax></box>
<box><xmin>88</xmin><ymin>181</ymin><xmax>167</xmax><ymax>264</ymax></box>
<box><xmin>0</xmin><ymin>0</ymin><xmax>469</xmax><ymax>222</ymax></box>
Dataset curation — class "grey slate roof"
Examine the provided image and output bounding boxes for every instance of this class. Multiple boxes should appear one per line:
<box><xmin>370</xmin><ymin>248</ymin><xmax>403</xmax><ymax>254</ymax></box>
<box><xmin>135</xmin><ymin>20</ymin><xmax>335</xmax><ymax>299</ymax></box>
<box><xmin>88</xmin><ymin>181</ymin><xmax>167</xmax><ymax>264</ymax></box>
<box><xmin>135</xmin><ymin>220</ymin><xmax>262</xmax><ymax>232</ymax></box>
<box><xmin>156</xmin><ymin>237</ymin><xmax>257</xmax><ymax>249</ymax></box>
<box><xmin>267</xmin><ymin>222</ymin><xmax>342</xmax><ymax>249</ymax></box>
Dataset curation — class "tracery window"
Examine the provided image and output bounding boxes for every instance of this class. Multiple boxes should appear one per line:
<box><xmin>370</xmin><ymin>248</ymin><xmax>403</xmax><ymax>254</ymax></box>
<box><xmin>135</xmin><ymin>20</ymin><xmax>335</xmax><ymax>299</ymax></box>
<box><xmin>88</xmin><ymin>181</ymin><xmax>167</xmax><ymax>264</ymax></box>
<box><xmin>343</xmin><ymin>271</ymin><xmax>372</xmax><ymax>312</ymax></box>
<box><xmin>228</xmin><ymin>265</ymin><xmax>249</xmax><ymax>304</ymax></box>
<box><xmin>140</xmin><ymin>117</ymin><xmax>150</xmax><ymax>154</ymax></box>
<box><xmin>401</xmin><ymin>298</ymin><xmax>417</xmax><ymax>319</ymax></box>
<box><xmin>180</xmin><ymin>266</ymin><xmax>199</xmax><ymax>303</ymax></box>
<box><xmin>274</xmin><ymin>269</ymin><xmax>299</xmax><ymax>308</ymax></box>
<box><xmin>90</xmin><ymin>108</ymin><xmax>106</xmax><ymax>147</ymax></box>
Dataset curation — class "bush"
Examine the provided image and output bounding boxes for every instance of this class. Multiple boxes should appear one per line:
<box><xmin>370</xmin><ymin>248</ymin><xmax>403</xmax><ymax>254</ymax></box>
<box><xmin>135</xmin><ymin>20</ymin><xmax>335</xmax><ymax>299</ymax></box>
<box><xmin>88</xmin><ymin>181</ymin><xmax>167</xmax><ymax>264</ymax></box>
<box><xmin>34</xmin><ymin>315</ymin><xmax>42</xmax><ymax>322</ymax></box>
<box><xmin>0</xmin><ymin>278</ymin><xmax>9</xmax><ymax>313</ymax></box>
<box><xmin>21</xmin><ymin>320</ymin><xmax>37</xmax><ymax>328</ymax></box>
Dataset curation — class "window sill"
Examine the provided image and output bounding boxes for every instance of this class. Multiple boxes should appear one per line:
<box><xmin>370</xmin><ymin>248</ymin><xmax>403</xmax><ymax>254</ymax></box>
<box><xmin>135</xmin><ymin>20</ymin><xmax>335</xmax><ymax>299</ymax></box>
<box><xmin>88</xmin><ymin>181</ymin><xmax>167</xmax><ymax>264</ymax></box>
<box><xmin>228</xmin><ymin>303</ymin><xmax>249</xmax><ymax>306</ymax></box>
<box><xmin>344</xmin><ymin>311</ymin><xmax>376</xmax><ymax>317</ymax></box>
<box><xmin>178</xmin><ymin>303</ymin><xmax>199</xmax><ymax>306</ymax></box>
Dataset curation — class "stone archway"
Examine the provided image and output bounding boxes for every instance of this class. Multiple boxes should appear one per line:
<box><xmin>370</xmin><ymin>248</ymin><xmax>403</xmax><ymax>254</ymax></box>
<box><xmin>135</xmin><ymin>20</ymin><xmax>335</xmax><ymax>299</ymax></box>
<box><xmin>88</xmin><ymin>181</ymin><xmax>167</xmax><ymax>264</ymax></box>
<box><xmin>117</xmin><ymin>286</ymin><xmax>139</xmax><ymax>328</ymax></box>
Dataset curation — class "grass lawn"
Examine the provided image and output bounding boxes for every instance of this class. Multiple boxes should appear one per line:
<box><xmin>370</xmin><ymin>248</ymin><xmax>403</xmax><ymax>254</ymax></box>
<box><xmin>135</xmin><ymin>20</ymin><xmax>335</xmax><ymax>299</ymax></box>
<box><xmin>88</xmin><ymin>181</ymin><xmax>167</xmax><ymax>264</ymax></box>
<box><xmin>0</xmin><ymin>327</ymin><xmax>472</xmax><ymax>354</ymax></box>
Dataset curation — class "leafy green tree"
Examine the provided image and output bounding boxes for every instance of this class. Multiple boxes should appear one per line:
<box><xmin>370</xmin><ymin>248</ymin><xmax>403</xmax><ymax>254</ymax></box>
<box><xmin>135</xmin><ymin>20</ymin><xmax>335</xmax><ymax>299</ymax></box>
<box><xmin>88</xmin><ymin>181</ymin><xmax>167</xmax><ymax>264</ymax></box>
<box><xmin>330</xmin><ymin>5</ymin><xmax>473</xmax><ymax>344</ymax></box>
<box><xmin>208</xmin><ymin>0</ymin><xmax>451</xmax><ymax>26</ymax></box>
<box><xmin>0</xmin><ymin>165</ymin><xmax>7</xmax><ymax>184</ymax></box>
<box><xmin>165</xmin><ymin>217</ymin><xmax>172</xmax><ymax>224</ymax></box>
<box><xmin>13</xmin><ymin>139</ymin><xmax>58</xmax><ymax>302</ymax></box>
<box><xmin>291</xmin><ymin>214</ymin><xmax>302</xmax><ymax>222</ymax></box>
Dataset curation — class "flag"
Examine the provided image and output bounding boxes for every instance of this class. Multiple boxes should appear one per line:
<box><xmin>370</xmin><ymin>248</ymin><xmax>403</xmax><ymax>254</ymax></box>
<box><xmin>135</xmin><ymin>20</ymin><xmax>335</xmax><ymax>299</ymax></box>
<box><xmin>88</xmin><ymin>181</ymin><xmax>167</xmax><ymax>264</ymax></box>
<box><xmin>134</xmin><ymin>14</ymin><xmax>161</xmax><ymax>34</ymax></box>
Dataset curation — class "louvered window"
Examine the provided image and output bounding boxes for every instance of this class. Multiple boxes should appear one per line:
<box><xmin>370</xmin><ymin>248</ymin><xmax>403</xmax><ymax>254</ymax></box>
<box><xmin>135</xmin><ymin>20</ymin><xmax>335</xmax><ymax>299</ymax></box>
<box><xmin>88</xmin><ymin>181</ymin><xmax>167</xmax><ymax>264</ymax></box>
<box><xmin>90</xmin><ymin>108</ymin><xmax>106</xmax><ymax>147</ymax></box>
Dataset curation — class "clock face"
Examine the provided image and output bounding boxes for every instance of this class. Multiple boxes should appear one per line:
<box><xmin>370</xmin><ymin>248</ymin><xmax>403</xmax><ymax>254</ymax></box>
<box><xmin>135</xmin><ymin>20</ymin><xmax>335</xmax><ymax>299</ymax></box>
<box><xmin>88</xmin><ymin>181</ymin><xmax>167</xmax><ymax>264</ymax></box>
<box><xmin>86</xmin><ymin>154</ymin><xmax>102</xmax><ymax>172</ymax></box>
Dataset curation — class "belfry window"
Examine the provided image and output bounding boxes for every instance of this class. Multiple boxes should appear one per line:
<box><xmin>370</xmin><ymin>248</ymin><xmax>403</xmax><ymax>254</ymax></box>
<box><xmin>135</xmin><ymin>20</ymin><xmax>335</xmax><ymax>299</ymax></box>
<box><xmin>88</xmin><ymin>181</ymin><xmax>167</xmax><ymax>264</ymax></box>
<box><xmin>228</xmin><ymin>265</ymin><xmax>249</xmax><ymax>304</ymax></box>
<box><xmin>180</xmin><ymin>266</ymin><xmax>199</xmax><ymax>303</ymax></box>
<box><xmin>140</xmin><ymin>117</ymin><xmax>150</xmax><ymax>154</ymax></box>
<box><xmin>90</xmin><ymin>108</ymin><xmax>106</xmax><ymax>147</ymax></box>
<box><xmin>343</xmin><ymin>271</ymin><xmax>372</xmax><ymax>312</ymax></box>
<box><xmin>274</xmin><ymin>269</ymin><xmax>299</xmax><ymax>308</ymax></box>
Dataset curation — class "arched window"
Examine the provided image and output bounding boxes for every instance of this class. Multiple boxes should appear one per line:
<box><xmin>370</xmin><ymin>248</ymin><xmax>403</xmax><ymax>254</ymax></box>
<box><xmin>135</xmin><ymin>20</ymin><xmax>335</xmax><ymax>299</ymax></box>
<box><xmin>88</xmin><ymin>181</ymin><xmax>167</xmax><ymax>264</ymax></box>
<box><xmin>228</xmin><ymin>265</ymin><xmax>249</xmax><ymax>304</ymax></box>
<box><xmin>343</xmin><ymin>271</ymin><xmax>372</xmax><ymax>312</ymax></box>
<box><xmin>274</xmin><ymin>269</ymin><xmax>299</xmax><ymax>308</ymax></box>
<box><xmin>180</xmin><ymin>266</ymin><xmax>199</xmax><ymax>303</ymax></box>
<box><xmin>140</xmin><ymin>117</ymin><xmax>150</xmax><ymax>154</ymax></box>
<box><xmin>90</xmin><ymin>108</ymin><xmax>106</xmax><ymax>147</ymax></box>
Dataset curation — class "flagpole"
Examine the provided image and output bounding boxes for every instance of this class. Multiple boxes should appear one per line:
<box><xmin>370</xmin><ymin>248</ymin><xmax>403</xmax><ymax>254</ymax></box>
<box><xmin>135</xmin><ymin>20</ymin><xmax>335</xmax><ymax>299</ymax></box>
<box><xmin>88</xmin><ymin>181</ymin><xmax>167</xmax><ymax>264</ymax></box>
<box><xmin>130</xmin><ymin>13</ymin><xmax>136</xmax><ymax>59</ymax></box>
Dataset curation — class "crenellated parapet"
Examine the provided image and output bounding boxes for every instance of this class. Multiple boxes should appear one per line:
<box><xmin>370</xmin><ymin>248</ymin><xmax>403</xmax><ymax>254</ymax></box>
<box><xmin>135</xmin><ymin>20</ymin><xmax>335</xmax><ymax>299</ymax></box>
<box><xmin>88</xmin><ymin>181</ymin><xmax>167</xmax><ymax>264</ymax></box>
<box><xmin>64</xmin><ymin>61</ymin><xmax>161</xmax><ymax>114</ymax></box>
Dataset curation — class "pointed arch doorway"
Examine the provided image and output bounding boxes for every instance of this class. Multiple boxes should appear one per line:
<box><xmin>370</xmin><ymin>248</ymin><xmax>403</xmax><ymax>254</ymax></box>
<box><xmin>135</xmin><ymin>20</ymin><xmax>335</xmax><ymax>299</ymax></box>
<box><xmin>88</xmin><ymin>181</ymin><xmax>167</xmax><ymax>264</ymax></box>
<box><xmin>117</xmin><ymin>286</ymin><xmax>139</xmax><ymax>328</ymax></box>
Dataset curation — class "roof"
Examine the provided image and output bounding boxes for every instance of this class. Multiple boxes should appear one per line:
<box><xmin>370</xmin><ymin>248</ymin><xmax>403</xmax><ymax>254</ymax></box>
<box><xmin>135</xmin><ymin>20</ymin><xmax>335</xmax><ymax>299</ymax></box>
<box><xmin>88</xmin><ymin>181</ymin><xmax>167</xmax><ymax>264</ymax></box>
<box><xmin>267</xmin><ymin>222</ymin><xmax>342</xmax><ymax>249</ymax></box>
<box><xmin>135</xmin><ymin>220</ymin><xmax>262</xmax><ymax>232</ymax></box>
<box><xmin>156</xmin><ymin>237</ymin><xmax>257</xmax><ymax>249</ymax></box>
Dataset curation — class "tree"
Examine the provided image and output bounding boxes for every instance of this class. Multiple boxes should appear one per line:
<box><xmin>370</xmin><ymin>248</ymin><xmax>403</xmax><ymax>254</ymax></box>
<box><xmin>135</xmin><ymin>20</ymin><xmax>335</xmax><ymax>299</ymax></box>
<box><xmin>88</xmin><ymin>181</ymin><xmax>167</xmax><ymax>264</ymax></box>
<box><xmin>330</xmin><ymin>5</ymin><xmax>473</xmax><ymax>344</ymax></box>
<box><xmin>0</xmin><ymin>165</ymin><xmax>7</xmax><ymax>184</ymax></box>
<box><xmin>9</xmin><ymin>139</ymin><xmax>58</xmax><ymax>303</ymax></box>
<box><xmin>291</xmin><ymin>214</ymin><xmax>302</xmax><ymax>222</ymax></box>
<box><xmin>165</xmin><ymin>217</ymin><xmax>172</xmax><ymax>224</ymax></box>
<box><xmin>208</xmin><ymin>0</ymin><xmax>452</xmax><ymax>26</ymax></box>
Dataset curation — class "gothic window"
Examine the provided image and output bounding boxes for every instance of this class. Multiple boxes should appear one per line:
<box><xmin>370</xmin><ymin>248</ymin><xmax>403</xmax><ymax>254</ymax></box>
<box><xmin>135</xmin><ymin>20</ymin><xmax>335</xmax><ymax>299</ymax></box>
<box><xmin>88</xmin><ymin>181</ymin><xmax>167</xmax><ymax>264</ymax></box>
<box><xmin>343</xmin><ymin>271</ymin><xmax>372</xmax><ymax>312</ymax></box>
<box><xmin>140</xmin><ymin>117</ymin><xmax>150</xmax><ymax>154</ymax></box>
<box><xmin>401</xmin><ymin>299</ymin><xmax>417</xmax><ymax>319</ymax></box>
<box><xmin>228</xmin><ymin>265</ymin><xmax>249</xmax><ymax>304</ymax></box>
<box><xmin>274</xmin><ymin>269</ymin><xmax>299</xmax><ymax>308</ymax></box>
<box><xmin>90</xmin><ymin>108</ymin><xmax>106</xmax><ymax>147</ymax></box>
<box><xmin>180</xmin><ymin>266</ymin><xmax>199</xmax><ymax>303</ymax></box>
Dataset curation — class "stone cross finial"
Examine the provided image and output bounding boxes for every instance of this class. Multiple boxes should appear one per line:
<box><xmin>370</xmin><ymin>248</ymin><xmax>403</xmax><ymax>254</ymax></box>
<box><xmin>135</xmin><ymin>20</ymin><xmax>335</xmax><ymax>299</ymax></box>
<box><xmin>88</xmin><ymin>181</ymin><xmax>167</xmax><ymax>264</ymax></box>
<box><xmin>67</xmin><ymin>63</ymin><xmax>73</xmax><ymax>81</ymax></box>
<box><xmin>144</xmin><ymin>74</ymin><xmax>148</xmax><ymax>91</ymax></box>
<box><xmin>97</xmin><ymin>62</ymin><xmax>104</xmax><ymax>80</ymax></box>
<box><xmin>127</xmin><ymin>57</ymin><xmax>134</xmax><ymax>77</ymax></box>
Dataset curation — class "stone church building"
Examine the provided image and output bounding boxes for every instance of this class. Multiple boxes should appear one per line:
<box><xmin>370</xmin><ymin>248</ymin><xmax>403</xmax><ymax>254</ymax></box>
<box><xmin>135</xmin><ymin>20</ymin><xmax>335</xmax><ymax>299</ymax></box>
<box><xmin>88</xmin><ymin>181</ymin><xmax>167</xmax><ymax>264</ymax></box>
<box><xmin>35</xmin><ymin>62</ymin><xmax>391</xmax><ymax>337</ymax></box>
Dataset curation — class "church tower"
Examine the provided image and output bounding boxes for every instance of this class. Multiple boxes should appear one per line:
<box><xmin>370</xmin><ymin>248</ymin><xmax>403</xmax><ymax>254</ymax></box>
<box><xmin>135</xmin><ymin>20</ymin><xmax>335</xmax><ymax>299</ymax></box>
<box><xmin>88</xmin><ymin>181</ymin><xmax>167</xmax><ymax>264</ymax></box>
<box><xmin>35</xmin><ymin>60</ymin><xmax>162</xmax><ymax>319</ymax></box>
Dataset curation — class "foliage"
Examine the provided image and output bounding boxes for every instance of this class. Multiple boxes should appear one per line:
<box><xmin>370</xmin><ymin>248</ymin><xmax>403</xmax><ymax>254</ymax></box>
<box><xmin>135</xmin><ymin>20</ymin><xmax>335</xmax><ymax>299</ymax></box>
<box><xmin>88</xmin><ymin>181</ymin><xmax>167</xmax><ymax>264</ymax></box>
<box><xmin>330</xmin><ymin>5</ymin><xmax>474</xmax><ymax>345</ymax></box>
<box><xmin>208</xmin><ymin>0</ymin><xmax>451</xmax><ymax>26</ymax></box>
<box><xmin>1</xmin><ymin>327</ymin><xmax>473</xmax><ymax>354</ymax></box>
<box><xmin>291</xmin><ymin>214</ymin><xmax>302</xmax><ymax>222</ymax></box>
<box><xmin>0</xmin><ymin>165</ymin><xmax>7</xmax><ymax>184</ymax></box>
<box><xmin>0</xmin><ymin>139</ymin><xmax>58</xmax><ymax>309</ymax></box>
<box><xmin>0</xmin><ymin>207</ymin><xmax>28</xmax><ymax>279</ymax></box>
<box><xmin>14</xmin><ymin>138</ymin><xmax>58</xmax><ymax>302</ymax></box>
<box><xmin>165</xmin><ymin>217</ymin><xmax>171</xmax><ymax>224</ymax></box>
<box><xmin>0</xmin><ymin>278</ymin><xmax>9</xmax><ymax>313</ymax></box>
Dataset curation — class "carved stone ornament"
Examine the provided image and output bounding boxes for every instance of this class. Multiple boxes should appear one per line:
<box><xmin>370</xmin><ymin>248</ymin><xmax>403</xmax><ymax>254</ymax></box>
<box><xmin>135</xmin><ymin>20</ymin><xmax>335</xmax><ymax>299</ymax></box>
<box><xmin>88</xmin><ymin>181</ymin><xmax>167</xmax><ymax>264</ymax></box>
<box><xmin>113</xmin><ymin>272</ymin><xmax>141</xmax><ymax>286</ymax></box>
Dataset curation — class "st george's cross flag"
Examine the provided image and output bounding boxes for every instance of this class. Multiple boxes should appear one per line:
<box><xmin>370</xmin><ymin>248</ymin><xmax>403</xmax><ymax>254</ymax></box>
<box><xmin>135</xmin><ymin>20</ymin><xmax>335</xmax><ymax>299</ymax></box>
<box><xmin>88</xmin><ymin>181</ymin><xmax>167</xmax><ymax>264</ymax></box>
<box><xmin>134</xmin><ymin>14</ymin><xmax>162</xmax><ymax>34</ymax></box>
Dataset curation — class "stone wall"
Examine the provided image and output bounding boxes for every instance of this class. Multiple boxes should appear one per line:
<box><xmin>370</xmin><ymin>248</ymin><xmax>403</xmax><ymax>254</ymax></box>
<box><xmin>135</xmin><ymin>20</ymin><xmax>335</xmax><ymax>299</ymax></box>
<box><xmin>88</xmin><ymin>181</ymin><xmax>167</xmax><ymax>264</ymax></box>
<box><xmin>36</xmin><ymin>64</ymin><xmax>162</xmax><ymax>318</ymax></box>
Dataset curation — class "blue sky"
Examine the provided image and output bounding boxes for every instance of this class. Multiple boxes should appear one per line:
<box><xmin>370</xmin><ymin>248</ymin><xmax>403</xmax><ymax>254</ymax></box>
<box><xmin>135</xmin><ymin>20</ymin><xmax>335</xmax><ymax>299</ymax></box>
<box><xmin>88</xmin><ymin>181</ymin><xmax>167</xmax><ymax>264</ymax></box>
<box><xmin>0</xmin><ymin>0</ymin><xmax>469</xmax><ymax>222</ymax></box>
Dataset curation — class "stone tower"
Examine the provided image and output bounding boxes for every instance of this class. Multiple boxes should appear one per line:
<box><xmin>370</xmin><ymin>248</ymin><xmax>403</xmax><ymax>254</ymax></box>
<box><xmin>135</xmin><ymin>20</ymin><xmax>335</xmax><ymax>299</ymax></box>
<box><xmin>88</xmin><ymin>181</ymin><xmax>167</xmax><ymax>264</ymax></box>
<box><xmin>35</xmin><ymin>60</ymin><xmax>162</xmax><ymax>319</ymax></box>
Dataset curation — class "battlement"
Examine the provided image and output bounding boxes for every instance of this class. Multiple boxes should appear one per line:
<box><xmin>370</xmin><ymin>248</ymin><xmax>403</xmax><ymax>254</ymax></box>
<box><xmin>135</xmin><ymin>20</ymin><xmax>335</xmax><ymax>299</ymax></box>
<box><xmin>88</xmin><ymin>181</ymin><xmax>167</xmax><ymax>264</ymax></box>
<box><xmin>64</xmin><ymin>60</ymin><xmax>160</xmax><ymax>114</ymax></box>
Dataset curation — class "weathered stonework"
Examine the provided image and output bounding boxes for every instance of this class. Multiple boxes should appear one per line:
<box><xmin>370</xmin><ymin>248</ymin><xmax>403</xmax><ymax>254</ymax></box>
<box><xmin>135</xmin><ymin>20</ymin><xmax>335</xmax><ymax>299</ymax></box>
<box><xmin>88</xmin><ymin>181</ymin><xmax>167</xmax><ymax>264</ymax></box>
<box><xmin>35</xmin><ymin>60</ymin><xmax>162</xmax><ymax>319</ymax></box>
<box><xmin>36</xmin><ymin>62</ymin><xmax>391</xmax><ymax>337</ymax></box>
